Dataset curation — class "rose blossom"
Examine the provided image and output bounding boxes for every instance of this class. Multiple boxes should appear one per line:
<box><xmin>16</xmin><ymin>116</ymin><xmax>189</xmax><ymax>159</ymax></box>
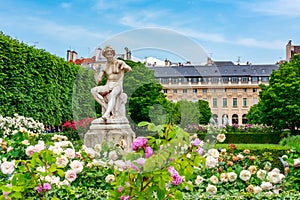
<box><xmin>196</xmin><ymin>148</ymin><xmax>204</xmax><ymax>155</ymax></box>
<box><xmin>132</xmin><ymin>137</ymin><xmax>147</xmax><ymax>151</ymax></box>
<box><xmin>208</xmin><ymin>148</ymin><xmax>219</xmax><ymax>158</ymax></box>
<box><xmin>246</xmin><ymin>184</ymin><xmax>254</xmax><ymax>193</ymax></box>
<box><xmin>25</xmin><ymin>145</ymin><xmax>37</xmax><ymax>156</ymax></box>
<box><xmin>209</xmin><ymin>175</ymin><xmax>219</xmax><ymax>184</ymax></box>
<box><xmin>206</xmin><ymin>156</ymin><xmax>218</xmax><ymax>169</ymax></box>
<box><xmin>65</xmin><ymin>170</ymin><xmax>77</xmax><ymax>182</ymax></box>
<box><xmin>266</xmin><ymin>171</ymin><xmax>282</xmax><ymax>184</ymax></box>
<box><xmin>257</xmin><ymin>169</ymin><xmax>267</xmax><ymax>180</ymax></box>
<box><xmin>36</xmin><ymin>183</ymin><xmax>51</xmax><ymax>193</ymax></box>
<box><xmin>191</xmin><ymin>138</ymin><xmax>201</xmax><ymax>146</ymax></box>
<box><xmin>105</xmin><ymin>174</ymin><xmax>115</xmax><ymax>183</ymax></box>
<box><xmin>239</xmin><ymin>170</ymin><xmax>251</xmax><ymax>182</ymax></box>
<box><xmin>216</xmin><ymin>134</ymin><xmax>226</xmax><ymax>143</ymax></box>
<box><xmin>120</xmin><ymin>196</ymin><xmax>130</xmax><ymax>200</ymax></box>
<box><xmin>168</xmin><ymin>166</ymin><xmax>182</xmax><ymax>185</ymax></box>
<box><xmin>248</xmin><ymin>165</ymin><xmax>257</xmax><ymax>174</ymax></box>
<box><xmin>118</xmin><ymin>186</ymin><xmax>123</xmax><ymax>193</ymax></box>
<box><xmin>135</xmin><ymin>158</ymin><xmax>146</xmax><ymax>167</ymax></box>
<box><xmin>145</xmin><ymin>146</ymin><xmax>153</xmax><ymax>158</ymax></box>
<box><xmin>228</xmin><ymin>172</ymin><xmax>237</xmax><ymax>182</ymax></box>
<box><xmin>206</xmin><ymin>184</ymin><xmax>217</xmax><ymax>194</ymax></box>
<box><xmin>56</xmin><ymin>156</ymin><xmax>69</xmax><ymax>168</ymax></box>
<box><xmin>1</xmin><ymin>160</ymin><xmax>15</xmax><ymax>175</ymax></box>
<box><xmin>109</xmin><ymin>150</ymin><xmax>118</xmax><ymax>161</ymax></box>
<box><xmin>253</xmin><ymin>186</ymin><xmax>262</xmax><ymax>194</ymax></box>
<box><xmin>195</xmin><ymin>175</ymin><xmax>204</xmax><ymax>185</ymax></box>
<box><xmin>64</xmin><ymin>148</ymin><xmax>76</xmax><ymax>159</ymax></box>
<box><xmin>260</xmin><ymin>181</ymin><xmax>273</xmax><ymax>190</ymax></box>
<box><xmin>294</xmin><ymin>158</ymin><xmax>300</xmax><ymax>167</ymax></box>
<box><xmin>220</xmin><ymin>173</ymin><xmax>228</xmax><ymax>183</ymax></box>
<box><xmin>70</xmin><ymin>160</ymin><xmax>84</xmax><ymax>173</ymax></box>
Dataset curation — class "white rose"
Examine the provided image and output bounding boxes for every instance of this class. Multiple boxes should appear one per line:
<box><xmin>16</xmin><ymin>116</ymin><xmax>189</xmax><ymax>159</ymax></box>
<box><xmin>25</xmin><ymin>145</ymin><xmax>37</xmax><ymax>156</ymax></box>
<box><xmin>94</xmin><ymin>144</ymin><xmax>102</xmax><ymax>152</ymax></box>
<box><xmin>195</xmin><ymin>175</ymin><xmax>204</xmax><ymax>185</ymax></box>
<box><xmin>209</xmin><ymin>175</ymin><xmax>219</xmax><ymax>184</ymax></box>
<box><xmin>206</xmin><ymin>156</ymin><xmax>218</xmax><ymax>169</ymax></box>
<box><xmin>260</xmin><ymin>181</ymin><xmax>273</xmax><ymax>190</ymax></box>
<box><xmin>64</xmin><ymin>148</ymin><xmax>75</xmax><ymax>159</ymax></box>
<box><xmin>239</xmin><ymin>170</ymin><xmax>251</xmax><ymax>182</ymax></box>
<box><xmin>65</xmin><ymin>170</ymin><xmax>77</xmax><ymax>182</ymax></box>
<box><xmin>257</xmin><ymin>169</ymin><xmax>267</xmax><ymax>180</ymax></box>
<box><xmin>228</xmin><ymin>172</ymin><xmax>237</xmax><ymax>182</ymax></box>
<box><xmin>253</xmin><ymin>186</ymin><xmax>262</xmax><ymax>194</ymax></box>
<box><xmin>216</xmin><ymin>134</ymin><xmax>226</xmax><ymax>143</ymax></box>
<box><xmin>70</xmin><ymin>160</ymin><xmax>84</xmax><ymax>174</ymax></box>
<box><xmin>21</xmin><ymin>140</ymin><xmax>30</xmax><ymax>145</ymax></box>
<box><xmin>105</xmin><ymin>174</ymin><xmax>115</xmax><ymax>183</ymax></box>
<box><xmin>1</xmin><ymin>160</ymin><xmax>15</xmax><ymax>174</ymax></box>
<box><xmin>207</xmin><ymin>149</ymin><xmax>219</xmax><ymax>158</ymax></box>
<box><xmin>108</xmin><ymin>151</ymin><xmax>118</xmax><ymax>161</ymax></box>
<box><xmin>220</xmin><ymin>173</ymin><xmax>228</xmax><ymax>183</ymax></box>
<box><xmin>56</xmin><ymin>156</ymin><xmax>69</xmax><ymax>168</ymax></box>
<box><xmin>206</xmin><ymin>184</ymin><xmax>217</xmax><ymax>194</ymax></box>
<box><xmin>266</xmin><ymin>171</ymin><xmax>281</xmax><ymax>184</ymax></box>
<box><xmin>35</xmin><ymin>140</ymin><xmax>45</xmax><ymax>152</ymax></box>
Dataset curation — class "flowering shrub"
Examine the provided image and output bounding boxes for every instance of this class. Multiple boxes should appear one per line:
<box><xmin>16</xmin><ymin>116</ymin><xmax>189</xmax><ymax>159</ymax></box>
<box><xmin>0</xmin><ymin>114</ymin><xmax>44</xmax><ymax>137</ymax></box>
<box><xmin>225</xmin><ymin>123</ymin><xmax>273</xmax><ymax>133</ymax></box>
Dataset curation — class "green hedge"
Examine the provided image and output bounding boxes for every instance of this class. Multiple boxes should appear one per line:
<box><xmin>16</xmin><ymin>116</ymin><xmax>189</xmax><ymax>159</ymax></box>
<box><xmin>198</xmin><ymin>132</ymin><xmax>289</xmax><ymax>144</ymax></box>
<box><xmin>0</xmin><ymin>32</ymin><xmax>96</xmax><ymax>126</ymax></box>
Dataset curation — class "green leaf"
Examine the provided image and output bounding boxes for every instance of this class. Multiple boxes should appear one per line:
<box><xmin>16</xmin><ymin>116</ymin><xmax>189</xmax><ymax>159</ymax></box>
<box><xmin>174</xmin><ymin>190</ymin><xmax>183</xmax><ymax>200</ymax></box>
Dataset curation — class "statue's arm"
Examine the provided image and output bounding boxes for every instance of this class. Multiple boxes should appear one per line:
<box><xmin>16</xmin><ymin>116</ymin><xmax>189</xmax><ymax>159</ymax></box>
<box><xmin>94</xmin><ymin>68</ymin><xmax>105</xmax><ymax>84</ymax></box>
<box><xmin>120</xmin><ymin>61</ymin><xmax>132</xmax><ymax>72</ymax></box>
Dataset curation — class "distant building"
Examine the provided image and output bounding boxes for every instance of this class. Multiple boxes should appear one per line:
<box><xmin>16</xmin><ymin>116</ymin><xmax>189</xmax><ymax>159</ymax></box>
<box><xmin>286</xmin><ymin>40</ymin><xmax>300</xmax><ymax>61</ymax></box>
<box><xmin>150</xmin><ymin>61</ymin><xmax>279</xmax><ymax>126</ymax></box>
<box><xmin>67</xmin><ymin>47</ymin><xmax>132</xmax><ymax>69</ymax></box>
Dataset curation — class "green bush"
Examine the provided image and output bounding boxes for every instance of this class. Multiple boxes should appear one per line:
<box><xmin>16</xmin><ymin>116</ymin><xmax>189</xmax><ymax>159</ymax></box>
<box><xmin>279</xmin><ymin>135</ymin><xmax>300</xmax><ymax>151</ymax></box>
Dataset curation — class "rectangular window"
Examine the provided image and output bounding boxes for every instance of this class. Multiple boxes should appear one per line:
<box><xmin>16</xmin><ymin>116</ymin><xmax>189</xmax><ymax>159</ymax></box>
<box><xmin>213</xmin><ymin>98</ymin><xmax>217</xmax><ymax>107</ymax></box>
<box><xmin>173</xmin><ymin>89</ymin><xmax>177</xmax><ymax>93</ymax></box>
<box><xmin>242</xmin><ymin>77</ymin><xmax>248</xmax><ymax>83</ymax></box>
<box><xmin>163</xmin><ymin>89</ymin><xmax>168</xmax><ymax>93</ymax></box>
<box><xmin>253</xmin><ymin>88</ymin><xmax>258</xmax><ymax>92</ymax></box>
<box><xmin>242</xmin><ymin>88</ymin><xmax>247</xmax><ymax>92</ymax></box>
<box><xmin>261</xmin><ymin>77</ymin><xmax>269</xmax><ymax>82</ymax></box>
<box><xmin>201</xmin><ymin>77</ymin><xmax>208</xmax><ymax>83</ymax></box>
<box><xmin>223</xmin><ymin>88</ymin><xmax>227</xmax><ymax>93</ymax></box>
<box><xmin>233</xmin><ymin>98</ymin><xmax>237</xmax><ymax>107</ymax></box>
<box><xmin>183</xmin><ymin>89</ymin><xmax>187</xmax><ymax>93</ymax></box>
<box><xmin>222</xmin><ymin>77</ymin><xmax>229</xmax><ymax>83</ymax></box>
<box><xmin>233</xmin><ymin>88</ymin><xmax>237</xmax><ymax>93</ymax></box>
<box><xmin>191</xmin><ymin>77</ymin><xmax>198</xmax><ymax>83</ymax></box>
<box><xmin>181</xmin><ymin>78</ymin><xmax>189</xmax><ymax>83</ymax></box>
<box><xmin>161</xmin><ymin>78</ymin><xmax>169</xmax><ymax>84</ymax></box>
<box><xmin>171</xmin><ymin>78</ymin><xmax>179</xmax><ymax>84</ymax></box>
<box><xmin>231</xmin><ymin>77</ymin><xmax>239</xmax><ymax>83</ymax></box>
<box><xmin>192</xmin><ymin>89</ymin><xmax>197</xmax><ymax>93</ymax></box>
<box><xmin>202</xmin><ymin>89</ymin><xmax>207</xmax><ymax>93</ymax></box>
<box><xmin>243</xmin><ymin>98</ymin><xmax>247</xmax><ymax>107</ymax></box>
<box><xmin>211</xmin><ymin>77</ymin><xmax>219</xmax><ymax>83</ymax></box>
<box><xmin>212</xmin><ymin>88</ymin><xmax>217</xmax><ymax>93</ymax></box>
<box><xmin>253</xmin><ymin>97</ymin><xmax>258</xmax><ymax>104</ymax></box>
<box><xmin>252</xmin><ymin>77</ymin><xmax>258</xmax><ymax>82</ymax></box>
<box><xmin>223</xmin><ymin>98</ymin><xmax>227</xmax><ymax>107</ymax></box>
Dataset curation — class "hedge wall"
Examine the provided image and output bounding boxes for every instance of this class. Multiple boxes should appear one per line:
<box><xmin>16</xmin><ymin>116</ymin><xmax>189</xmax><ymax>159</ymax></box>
<box><xmin>0</xmin><ymin>32</ymin><xmax>94</xmax><ymax>126</ymax></box>
<box><xmin>198</xmin><ymin>132</ymin><xmax>289</xmax><ymax>144</ymax></box>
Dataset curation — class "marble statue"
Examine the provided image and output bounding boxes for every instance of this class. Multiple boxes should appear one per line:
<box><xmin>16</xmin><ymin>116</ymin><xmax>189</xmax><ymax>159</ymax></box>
<box><xmin>85</xmin><ymin>45</ymin><xmax>135</xmax><ymax>151</ymax></box>
<box><xmin>91</xmin><ymin>45</ymin><xmax>132</xmax><ymax>121</ymax></box>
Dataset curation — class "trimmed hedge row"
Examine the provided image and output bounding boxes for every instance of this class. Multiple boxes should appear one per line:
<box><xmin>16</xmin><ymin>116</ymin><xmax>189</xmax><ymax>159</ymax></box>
<box><xmin>198</xmin><ymin>132</ymin><xmax>289</xmax><ymax>144</ymax></box>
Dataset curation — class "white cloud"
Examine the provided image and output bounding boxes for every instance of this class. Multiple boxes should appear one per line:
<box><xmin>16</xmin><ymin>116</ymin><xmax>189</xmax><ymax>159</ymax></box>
<box><xmin>244</xmin><ymin>0</ymin><xmax>300</xmax><ymax>16</ymax></box>
<box><xmin>236</xmin><ymin>37</ymin><xmax>284</xmax><ymax>50</ymax></box>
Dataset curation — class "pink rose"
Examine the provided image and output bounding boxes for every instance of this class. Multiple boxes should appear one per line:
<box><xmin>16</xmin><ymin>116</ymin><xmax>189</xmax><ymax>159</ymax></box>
<box><xmin>132</xmin><ymin>137</ymin><xmax>148</xmax><ymax>151</ymax></box>
<box><xmin>191</xmin><ymin>138</ymin><xmax>201</xmax><ymax>146</ymax></box>
<box><xmin>145</xmin><ymin>146</ymin><xmax>153</xmax><ymax>158</ymax></box>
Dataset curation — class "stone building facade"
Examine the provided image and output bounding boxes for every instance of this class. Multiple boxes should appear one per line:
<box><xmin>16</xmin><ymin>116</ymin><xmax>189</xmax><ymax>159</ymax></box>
<box><xmin>150</xmin><ymin>62</ymin><xmax>279</xmax><ymax>125</ymax></box>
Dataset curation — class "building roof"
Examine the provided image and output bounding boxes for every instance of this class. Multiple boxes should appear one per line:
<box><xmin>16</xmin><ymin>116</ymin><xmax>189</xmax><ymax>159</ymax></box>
<box><xmin>149</xmin><ymin>64</ymin><xmax>279</xmax><ymax>78</ymax></box>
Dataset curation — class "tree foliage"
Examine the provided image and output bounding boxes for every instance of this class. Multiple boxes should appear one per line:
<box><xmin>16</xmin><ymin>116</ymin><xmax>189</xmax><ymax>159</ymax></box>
<box><xmin>0</xmin><ymin>31</ymin><xmax>84</xmax><ymax>126</ymax></box>
<box><xmin>247</xmin><ymin>54</ymin><xmax>300</xmax><ymax>133</ymax></box>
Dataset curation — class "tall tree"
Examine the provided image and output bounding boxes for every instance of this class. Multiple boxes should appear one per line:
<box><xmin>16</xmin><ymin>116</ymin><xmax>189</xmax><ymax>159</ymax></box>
<box><xmin>247</xmin><ymin>54</ymin><xmax>300</xmax><ymax>133</ymax></box>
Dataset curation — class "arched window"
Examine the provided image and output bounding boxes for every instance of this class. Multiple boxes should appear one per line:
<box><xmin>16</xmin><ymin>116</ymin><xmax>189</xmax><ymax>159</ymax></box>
<box><xmin>222</xmin><ymin>114</ymin><xmax>229</xmax><ymax>126</ymax></box>
<box><xmin>242</xmin><ymin>114</ymin><xmax>247</xmax><ymax>124</ymax></box>
<box><xmin>232</xmin><ymin>114</ymin><xmax>238</xmax><ymax>124</ymax></box>
<box><xmin>212</xmin><ymin>114</ymin><xmax>219</xmax><ymax>125</ymax></box>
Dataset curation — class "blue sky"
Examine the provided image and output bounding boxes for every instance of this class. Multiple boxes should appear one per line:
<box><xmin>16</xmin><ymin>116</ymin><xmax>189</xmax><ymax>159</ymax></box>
<box><xmin>1</xmin><ymin>0</ymin><xmax>300</xmax><ymax>64</ymax></box>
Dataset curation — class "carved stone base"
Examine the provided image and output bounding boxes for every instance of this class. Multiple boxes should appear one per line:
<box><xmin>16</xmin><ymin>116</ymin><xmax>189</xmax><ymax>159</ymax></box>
<box><xmin>84</xmin><ymin>118</ymin><xmax>136</xmax><ymax>152</ymax></box>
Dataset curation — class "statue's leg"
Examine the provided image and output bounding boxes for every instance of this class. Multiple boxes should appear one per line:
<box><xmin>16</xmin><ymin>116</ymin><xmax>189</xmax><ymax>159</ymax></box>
<box><xmin>102</xmin><ymin>86</ymin><xmax>122</xmax><ymax>120</ymax></box>
<box><xmin>91</xmin><ymin>86</ymin><xmax>108</xmax><ymax>110</ymax></box>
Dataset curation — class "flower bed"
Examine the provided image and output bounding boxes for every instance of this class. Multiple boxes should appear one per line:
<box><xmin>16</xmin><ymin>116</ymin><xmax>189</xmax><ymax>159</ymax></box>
<box><xmin>0</xmin><ymin>115</ymin><xmax>300</xmax><ymax>199</ymax></box>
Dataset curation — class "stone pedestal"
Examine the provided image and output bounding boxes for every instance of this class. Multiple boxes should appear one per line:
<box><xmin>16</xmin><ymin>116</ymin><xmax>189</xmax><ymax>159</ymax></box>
<box><xmin>84</xmin><ymin>117</ymin><xmax>135</xmax><ymax>152</ymax></box>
